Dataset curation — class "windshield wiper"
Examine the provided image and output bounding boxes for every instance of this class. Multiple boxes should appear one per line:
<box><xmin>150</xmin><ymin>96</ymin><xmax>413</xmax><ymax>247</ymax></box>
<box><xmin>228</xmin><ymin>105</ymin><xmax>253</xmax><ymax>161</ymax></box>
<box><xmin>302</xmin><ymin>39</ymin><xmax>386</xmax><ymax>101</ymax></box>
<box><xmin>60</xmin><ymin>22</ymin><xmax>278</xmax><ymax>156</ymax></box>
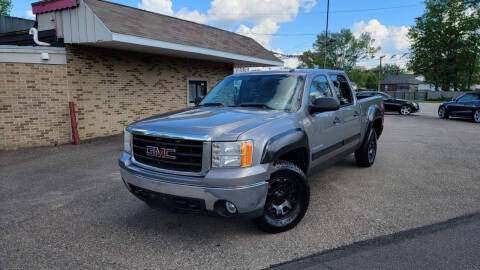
<box><xmin>199</xmin><ymin>102</ymin><xmax>224</xmax><ymax>107</ymax></box>
<box><xmin>235</xmin><ymin>103</ymin><xmax>275</xmax><ymax>110</ymax></box>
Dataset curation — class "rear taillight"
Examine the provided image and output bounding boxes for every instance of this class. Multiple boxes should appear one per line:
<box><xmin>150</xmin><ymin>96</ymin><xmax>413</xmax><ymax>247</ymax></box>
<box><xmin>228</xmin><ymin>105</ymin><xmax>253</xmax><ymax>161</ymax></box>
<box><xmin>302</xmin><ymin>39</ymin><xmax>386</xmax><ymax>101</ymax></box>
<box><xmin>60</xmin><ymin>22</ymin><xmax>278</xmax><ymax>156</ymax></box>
<box><xmin>380</xmin><ymin>102</ymin><xmax>385</xmax><ymax>115</ymax></box>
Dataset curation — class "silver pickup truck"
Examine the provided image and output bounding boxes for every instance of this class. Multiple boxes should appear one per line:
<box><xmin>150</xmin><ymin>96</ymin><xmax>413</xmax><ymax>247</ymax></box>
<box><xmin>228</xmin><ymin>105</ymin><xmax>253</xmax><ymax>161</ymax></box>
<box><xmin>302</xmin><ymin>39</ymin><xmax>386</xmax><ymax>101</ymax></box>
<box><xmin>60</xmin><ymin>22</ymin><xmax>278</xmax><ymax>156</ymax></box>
<box><xmin>119</xmin><ymin>69</ymin><xmax>384</xmax><ymax>233</ymax></box>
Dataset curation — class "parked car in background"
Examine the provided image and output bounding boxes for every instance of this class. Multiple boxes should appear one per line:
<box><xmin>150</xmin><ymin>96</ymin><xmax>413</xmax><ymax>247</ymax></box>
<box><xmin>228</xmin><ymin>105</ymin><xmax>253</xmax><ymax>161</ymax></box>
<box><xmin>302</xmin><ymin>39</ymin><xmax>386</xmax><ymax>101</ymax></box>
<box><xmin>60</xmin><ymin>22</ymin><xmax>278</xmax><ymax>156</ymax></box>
<box><xmin>356</xmin><ymin>91</ymin><xmax>419</xmax><ymax>115</ymax></box>
<box><xmin>438</xmin><ymin>92</ymin><xmax>480</xmax><ymax>123</ymax></box>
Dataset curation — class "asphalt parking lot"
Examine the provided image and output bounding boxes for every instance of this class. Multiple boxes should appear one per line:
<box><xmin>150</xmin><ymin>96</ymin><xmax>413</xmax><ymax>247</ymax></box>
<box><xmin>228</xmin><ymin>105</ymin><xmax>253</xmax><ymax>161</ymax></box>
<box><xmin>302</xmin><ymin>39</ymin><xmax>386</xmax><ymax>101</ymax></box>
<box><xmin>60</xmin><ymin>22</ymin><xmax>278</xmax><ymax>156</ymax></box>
<box><xmin>1</xmin><ymin>103</ymin><xmax>479</xmax><ymax>269</ymax></box>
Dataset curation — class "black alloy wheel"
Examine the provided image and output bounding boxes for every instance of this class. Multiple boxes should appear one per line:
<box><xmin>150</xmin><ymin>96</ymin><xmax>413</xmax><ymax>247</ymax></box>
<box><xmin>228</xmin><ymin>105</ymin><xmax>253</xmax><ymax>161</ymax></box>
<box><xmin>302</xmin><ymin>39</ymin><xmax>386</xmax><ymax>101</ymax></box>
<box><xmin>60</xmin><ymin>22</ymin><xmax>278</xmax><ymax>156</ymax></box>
<box><xmin>254</xmin><ymin>161</ymin><xmax>309</xmax><ymax>233</ymax></box>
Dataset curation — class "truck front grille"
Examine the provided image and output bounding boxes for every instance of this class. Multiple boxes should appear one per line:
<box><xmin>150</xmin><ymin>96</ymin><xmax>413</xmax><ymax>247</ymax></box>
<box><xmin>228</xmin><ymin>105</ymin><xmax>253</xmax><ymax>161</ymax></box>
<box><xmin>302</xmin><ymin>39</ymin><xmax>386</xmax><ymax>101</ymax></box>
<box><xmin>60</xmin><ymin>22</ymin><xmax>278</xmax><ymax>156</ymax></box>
<box><xmin>132</xmin><ymin>134</ymin><xmax>203</xmax><ymax>173</ymax></box>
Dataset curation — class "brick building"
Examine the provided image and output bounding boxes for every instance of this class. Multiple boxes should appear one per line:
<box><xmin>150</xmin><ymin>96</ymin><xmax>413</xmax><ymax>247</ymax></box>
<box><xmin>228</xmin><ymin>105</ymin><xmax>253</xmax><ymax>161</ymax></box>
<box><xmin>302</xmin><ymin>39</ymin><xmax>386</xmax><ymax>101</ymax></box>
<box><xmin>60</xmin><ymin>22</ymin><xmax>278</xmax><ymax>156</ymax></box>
<box><xmin>0</xmin><ymin>0</ymin><xmax>281</xmax><ymax>150</ymax></box>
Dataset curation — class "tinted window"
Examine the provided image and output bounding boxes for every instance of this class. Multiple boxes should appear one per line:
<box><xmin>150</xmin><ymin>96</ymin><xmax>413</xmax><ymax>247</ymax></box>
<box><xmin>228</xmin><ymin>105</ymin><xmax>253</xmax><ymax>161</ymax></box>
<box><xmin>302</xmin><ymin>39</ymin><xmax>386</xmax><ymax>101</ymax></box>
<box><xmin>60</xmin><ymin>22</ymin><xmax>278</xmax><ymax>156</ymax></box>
<box><xmin>309</xmin><ymin>75</ymin><xmax>333</xmax><ymax>102</ymax></box>
<box><xmin>458</xmin><ymin>94</ymin><xmax>477</xmax><ymax>102</ymax></box>
<box><xmin>200</xmin><ymin>75</ymin><xmax>305</xmax><ymax>110</ymax></box>
<box><xmin>329</xmin><ymin>74</ymin><xmax>353</xmax><ymax>105</ymax></box>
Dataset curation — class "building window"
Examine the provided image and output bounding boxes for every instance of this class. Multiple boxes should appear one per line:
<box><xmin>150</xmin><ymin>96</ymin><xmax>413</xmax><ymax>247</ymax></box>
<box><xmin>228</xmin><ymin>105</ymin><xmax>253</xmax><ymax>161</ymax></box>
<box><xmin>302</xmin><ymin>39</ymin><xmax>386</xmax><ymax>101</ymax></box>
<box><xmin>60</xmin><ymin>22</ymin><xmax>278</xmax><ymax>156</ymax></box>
<box><xmin>188</xmin><ymin>79</ymin><xmax>207</xmax><ymax>106</ymax></box>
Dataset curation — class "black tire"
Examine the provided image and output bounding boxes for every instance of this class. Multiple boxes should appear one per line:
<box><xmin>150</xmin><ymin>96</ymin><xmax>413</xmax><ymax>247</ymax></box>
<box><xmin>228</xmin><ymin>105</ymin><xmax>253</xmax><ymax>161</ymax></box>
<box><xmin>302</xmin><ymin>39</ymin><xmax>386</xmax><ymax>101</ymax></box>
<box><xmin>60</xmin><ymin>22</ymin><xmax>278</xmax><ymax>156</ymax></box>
<box><xmin>399</xmin><ymin>105</ymin><xmax>412</xmax><ymax>115</ymax></box>
<box><xmin>253</xmin><ymin>161</ymin><xmax>310</xmax><ymax>233</ymax></box>
<box><xmin>438</xmin><ymin>106</ymin><xmax>449</xmax><ymax>119</ymax></box>
<box><xmin>473</xmin><ymin>109</ymin><xmax>480</xmax><ymax>123</ymax></box>
<box><xmin>355</xmin><ymin>128</ymin><xmax>377</xmax><ymax>167</ymax></box>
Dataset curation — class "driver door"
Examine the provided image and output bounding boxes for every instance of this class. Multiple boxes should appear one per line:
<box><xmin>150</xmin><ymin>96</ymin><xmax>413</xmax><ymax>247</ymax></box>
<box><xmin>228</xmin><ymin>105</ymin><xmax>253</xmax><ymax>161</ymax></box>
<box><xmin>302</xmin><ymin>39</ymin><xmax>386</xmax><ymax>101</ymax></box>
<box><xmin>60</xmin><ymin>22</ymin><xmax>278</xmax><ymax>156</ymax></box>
<box><xmin>305</xmin><ymin>75</ymin><xmax>342</xmax><ymax>167</ymax></box>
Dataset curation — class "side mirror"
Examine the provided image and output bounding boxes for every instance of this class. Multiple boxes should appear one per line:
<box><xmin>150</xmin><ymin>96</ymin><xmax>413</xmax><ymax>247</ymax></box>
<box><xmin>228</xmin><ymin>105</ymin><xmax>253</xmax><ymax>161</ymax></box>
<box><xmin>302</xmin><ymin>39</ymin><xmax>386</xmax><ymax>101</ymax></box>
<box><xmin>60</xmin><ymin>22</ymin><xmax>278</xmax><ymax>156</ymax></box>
<box><xmin>194</xmin><ymin>96</ymin><xmax>204</xmax><ymax>106</ymax></box>
<box><xmin>309</xmin><ymin>97</ymin><xmax>340</xmax><ymax>114</ymax></box>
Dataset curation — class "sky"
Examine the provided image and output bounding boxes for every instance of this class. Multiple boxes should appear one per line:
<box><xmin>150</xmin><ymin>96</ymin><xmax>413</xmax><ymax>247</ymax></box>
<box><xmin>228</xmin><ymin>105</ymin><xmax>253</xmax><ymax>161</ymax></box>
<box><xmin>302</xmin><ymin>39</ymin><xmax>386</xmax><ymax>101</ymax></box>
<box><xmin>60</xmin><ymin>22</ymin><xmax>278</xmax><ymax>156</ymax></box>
<box><xmin>10</xmin><ymin>0</ymin><xmax>426</xmax><ymax>68</ymax></box>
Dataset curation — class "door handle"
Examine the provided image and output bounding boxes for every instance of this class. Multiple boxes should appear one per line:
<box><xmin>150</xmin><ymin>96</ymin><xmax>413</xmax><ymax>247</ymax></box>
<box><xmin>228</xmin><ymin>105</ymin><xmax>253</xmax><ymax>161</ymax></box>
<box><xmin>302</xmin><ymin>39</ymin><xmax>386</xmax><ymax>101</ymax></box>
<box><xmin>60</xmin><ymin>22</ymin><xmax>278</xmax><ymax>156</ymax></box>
<box><xmin>353</xmin><ymin>111</ymin><xmax>360</xmax><ymax>117</ymax></box>
<box><xmin>333</xmin><ymin>117</ymin><xmax>342</xmax><ymax>125</ymax></box>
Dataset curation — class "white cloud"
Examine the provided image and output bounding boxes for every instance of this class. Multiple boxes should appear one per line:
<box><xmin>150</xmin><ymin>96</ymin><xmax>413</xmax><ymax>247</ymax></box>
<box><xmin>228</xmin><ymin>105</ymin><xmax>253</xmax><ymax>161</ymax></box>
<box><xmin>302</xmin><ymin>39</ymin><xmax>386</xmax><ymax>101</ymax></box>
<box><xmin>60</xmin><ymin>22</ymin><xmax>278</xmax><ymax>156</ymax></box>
<box><xmin>26</xmin><ymin>10</ymin><xmax>35</xmax><ymax>19</ymax></box>
<box><xmin>352</xmin><ymin>19</ymin><xmax>411</xmax><ymax>52</ymax></box>
<box><xmin>176</xmin><ymin>8</ymin><xmax>208</xmax><ymax>24</ymax></box>
<box><xmin>271</xmin><ymin>49</ymin><xmax>301</xmax><ymax>69</ymax></box>
<box><xmin>352</xmin><ymin>19</ymin><xmax>411</xmax><ymax>68</ymax></box>
<box><xmin>138</xmin><ymin>0</ymin><xmax>317</xmax><ymax>49</ymax></box>
<box><xmin>207</xmin><ymin>0</ymin><xmax>316</xmax><ymax>48</ymax></box>
<box><xmin>138</xmin><ymin>0</ymin><xmax>173</xmax><ymax>15</ymax></box>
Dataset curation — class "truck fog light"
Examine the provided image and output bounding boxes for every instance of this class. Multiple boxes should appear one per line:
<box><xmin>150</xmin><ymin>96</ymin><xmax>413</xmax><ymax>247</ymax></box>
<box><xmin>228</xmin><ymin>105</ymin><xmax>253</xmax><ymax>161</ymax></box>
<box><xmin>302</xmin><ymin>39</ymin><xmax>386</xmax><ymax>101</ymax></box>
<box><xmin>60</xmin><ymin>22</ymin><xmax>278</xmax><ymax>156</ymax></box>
<box><xmin>225</xmin><ymin>201</ymin><xmax>237</xmax><ymax>214</ymax></box>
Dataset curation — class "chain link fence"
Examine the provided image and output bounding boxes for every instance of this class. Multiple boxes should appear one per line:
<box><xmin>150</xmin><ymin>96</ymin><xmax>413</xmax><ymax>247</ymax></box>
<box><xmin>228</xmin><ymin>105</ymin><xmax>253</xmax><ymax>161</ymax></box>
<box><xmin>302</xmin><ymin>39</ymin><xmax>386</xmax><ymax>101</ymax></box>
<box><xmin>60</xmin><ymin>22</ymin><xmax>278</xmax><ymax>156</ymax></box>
<box><xmin>383</xmin><ymin>90</ymin><xmax>471</xmax><ymax>101</ymax></box>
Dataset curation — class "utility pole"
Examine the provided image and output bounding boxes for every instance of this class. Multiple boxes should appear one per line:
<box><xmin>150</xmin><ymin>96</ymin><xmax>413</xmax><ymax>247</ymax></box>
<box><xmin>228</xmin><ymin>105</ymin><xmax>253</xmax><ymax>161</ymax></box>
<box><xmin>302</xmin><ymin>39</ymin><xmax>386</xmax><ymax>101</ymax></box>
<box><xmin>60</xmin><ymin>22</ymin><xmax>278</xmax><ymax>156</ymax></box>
<box><xmin>323</xmin><ymin>0</ymin><xmax>330</xmax><ymax>69</ymax></box>
<box><xmin>378</xmin><ymin>55</ymin><xmax>385</xmax><ymax>91</ymax></box>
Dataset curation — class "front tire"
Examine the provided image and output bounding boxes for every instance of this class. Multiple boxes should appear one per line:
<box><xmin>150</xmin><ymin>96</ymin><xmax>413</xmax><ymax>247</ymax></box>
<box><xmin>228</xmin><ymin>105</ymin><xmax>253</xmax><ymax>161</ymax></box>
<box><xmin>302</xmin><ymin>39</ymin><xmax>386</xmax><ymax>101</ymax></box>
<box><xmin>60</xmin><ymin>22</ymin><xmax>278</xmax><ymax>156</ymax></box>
<box><xmin>400</xmin><ymin>105</ymin><xmax>412</xmax><ymax>115</ymax></box>
<box><xmin>438</xmin><ymin>106</ymin><xmax>449</xmax><ymax>119</ymax></box>
<box><xmin>355</xmin><ymin>129</ymin><xmax>377</xmax><ymax>167</ymax></box>
<box><xmin>474</xmin><ymin>109</ymin><xmax>480</xmax><ymax>123</ymax></box>
<box><xmin>253</xmin><ymin>161</ymin><xmax>309</xmax><ymax>233</ymax></box>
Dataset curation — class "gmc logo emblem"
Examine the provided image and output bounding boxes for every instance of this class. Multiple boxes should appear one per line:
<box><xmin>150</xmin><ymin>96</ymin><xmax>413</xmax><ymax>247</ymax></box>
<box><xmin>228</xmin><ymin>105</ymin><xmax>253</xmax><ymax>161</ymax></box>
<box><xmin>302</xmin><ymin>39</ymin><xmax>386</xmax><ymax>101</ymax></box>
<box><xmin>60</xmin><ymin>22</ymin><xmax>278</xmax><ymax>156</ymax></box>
<box><xmin>145</xmin><ymin>146</ymin><xmax>176</xmax><ymax>160</ymax></box>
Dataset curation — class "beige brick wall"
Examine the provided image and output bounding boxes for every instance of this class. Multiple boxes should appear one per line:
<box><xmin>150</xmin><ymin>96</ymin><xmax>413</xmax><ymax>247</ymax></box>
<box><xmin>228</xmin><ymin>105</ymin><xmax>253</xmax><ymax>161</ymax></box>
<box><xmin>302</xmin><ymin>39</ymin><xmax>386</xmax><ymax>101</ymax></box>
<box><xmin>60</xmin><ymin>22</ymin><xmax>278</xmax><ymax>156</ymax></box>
<box><xmin>66</xmin><ymin>45</ymin><xmax>233</xmax><ymax>140</ymax></box>
<box><xmin>0</xmin><ymin>62</ymin><xmax>70</xmax><ymax>150</ymax></box>
<box><xmin>0</xmin><ymin>45</ymin><xmax>232</xmax><ymax>150</ymax></box>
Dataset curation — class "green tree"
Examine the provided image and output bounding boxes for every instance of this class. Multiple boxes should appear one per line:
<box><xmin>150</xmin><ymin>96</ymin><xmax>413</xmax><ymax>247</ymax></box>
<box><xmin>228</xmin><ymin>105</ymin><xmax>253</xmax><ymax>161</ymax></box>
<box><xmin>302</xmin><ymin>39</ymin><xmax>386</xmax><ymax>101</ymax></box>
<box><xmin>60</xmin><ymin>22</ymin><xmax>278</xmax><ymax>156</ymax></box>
<box><xmin>408</xmin><ymin>0</ymin><xmax>480</xmax><ymax>91</ymax></box>
<box><xmin>365</xmin><ymin>73</ymin><xmax>378</xmax><ymax>89</ymax></box>
<box><xmin>381</xmin><ymin>64</ymin><xmax>406</xmax><ymax>76</ymax></box>
<box><xmin>0</xmin><ymin>0</ymin><xmax>12</xmax><ymax>15</ymax></box>
<box><xmin>298</xmin><ymin>29</ymin><xmax>379</xmax><ymax>69</ymax></box>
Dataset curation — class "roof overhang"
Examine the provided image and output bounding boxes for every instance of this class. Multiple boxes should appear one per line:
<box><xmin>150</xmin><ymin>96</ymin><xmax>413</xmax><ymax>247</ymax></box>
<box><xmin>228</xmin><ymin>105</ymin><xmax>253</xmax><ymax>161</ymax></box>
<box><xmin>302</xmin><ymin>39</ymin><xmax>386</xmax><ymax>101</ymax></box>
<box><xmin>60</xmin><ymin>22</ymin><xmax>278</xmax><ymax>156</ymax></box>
<box><xmin>98</xmin><ymin>33</ymin><xmax>283</xmax><ymax>67</ymax></box>
<box><xmin>33</xmin><ymin>0</ymin><xmax>283</xmax><ymax>67</ymax></box>
<box><xmin>32</xmin><ymin>0</ymin><xmax>78</xmax><ymax>14</ymax></box>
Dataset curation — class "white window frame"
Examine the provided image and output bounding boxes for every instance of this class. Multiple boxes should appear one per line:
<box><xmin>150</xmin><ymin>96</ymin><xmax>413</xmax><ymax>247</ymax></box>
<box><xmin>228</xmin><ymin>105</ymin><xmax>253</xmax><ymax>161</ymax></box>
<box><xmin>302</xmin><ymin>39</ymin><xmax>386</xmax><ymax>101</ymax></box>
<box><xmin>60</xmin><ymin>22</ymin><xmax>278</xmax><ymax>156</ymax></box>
<box><xmin>187</xmin><ymin>78</ymin><xmax>208</xmax><ymax>106</ymax></box>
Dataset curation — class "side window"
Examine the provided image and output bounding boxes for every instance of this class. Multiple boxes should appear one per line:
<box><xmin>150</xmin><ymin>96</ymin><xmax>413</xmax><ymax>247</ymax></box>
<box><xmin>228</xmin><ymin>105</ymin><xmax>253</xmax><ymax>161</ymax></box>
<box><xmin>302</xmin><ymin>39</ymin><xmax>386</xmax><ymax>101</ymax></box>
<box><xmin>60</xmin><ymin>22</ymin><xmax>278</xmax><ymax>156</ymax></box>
<box><xmin>329</xmin><ymin>74</ymin><xmax>353</xmax><ymax>106</ymax></box>
<box><xmin>458</xmin><ymin>94</ymin><xmax>476</xmax><ymax>102</ymax></box>
<box><xmin>308</xmin><ymin>75</ymin><xmax>333</xmax><ymax>103</ymax></box>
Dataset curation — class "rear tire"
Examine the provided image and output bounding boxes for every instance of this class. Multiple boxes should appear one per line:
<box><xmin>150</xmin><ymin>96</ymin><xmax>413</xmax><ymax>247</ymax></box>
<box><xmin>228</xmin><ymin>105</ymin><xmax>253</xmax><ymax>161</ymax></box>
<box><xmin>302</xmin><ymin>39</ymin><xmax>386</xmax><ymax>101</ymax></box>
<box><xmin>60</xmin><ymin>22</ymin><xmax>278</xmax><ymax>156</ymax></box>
<box><xmin>438</xmin><ymin>106</ymin><xmax>449</xmax><ymax>119</ymax></box>
<box><xmin>474</xmin><ymin>109</ymin><xmax>480</xmax><ymax>123</ymax></box>
<box><xmin>355</xmin><ymin>129</ymin><xmax>377</xmax><ymax>167</ymax></box>
<box><xmin>253</xmin><ymin>161</ymin><xmax>309</xmax><ymax>233</ymax></box>
<box><xmin>400</xmin><ymin>105</ymin><xmax>411</xmax><ymax>115</ymax></box>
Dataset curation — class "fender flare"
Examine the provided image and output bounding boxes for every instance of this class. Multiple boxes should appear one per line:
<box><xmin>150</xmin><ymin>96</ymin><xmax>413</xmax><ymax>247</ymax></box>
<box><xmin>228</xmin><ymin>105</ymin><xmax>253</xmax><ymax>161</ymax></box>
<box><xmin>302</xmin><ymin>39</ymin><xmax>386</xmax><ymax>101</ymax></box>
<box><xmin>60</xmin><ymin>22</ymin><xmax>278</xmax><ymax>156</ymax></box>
<box><xmin>360</xmin><ymin>106</ymin><xmax>383</xmax><ymax>147</ymax></box>
<box><xmin>260</xmin><ymin>128</ymin><xmax>309</xmax><ymax>167</ymax></box>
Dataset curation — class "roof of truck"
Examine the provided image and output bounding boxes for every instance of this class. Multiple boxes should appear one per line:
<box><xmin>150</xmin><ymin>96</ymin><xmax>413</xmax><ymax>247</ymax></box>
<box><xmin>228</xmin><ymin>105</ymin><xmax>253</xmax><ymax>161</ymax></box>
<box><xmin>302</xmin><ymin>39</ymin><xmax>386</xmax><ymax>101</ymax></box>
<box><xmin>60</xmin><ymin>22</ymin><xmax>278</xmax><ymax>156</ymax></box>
<box><xmin>232</xmin><ymin>69</ymin><xmax>346</xmax><ymax>76</ymax></box>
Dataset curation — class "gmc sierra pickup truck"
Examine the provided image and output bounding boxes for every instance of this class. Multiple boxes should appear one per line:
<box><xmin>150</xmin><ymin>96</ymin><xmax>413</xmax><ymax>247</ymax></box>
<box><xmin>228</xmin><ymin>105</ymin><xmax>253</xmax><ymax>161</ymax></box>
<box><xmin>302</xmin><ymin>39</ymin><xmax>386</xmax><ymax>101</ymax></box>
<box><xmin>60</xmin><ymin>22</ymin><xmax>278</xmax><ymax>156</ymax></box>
<box><xmin>119</xmin><ymin>69</ymin><xmax>384</xmax><ymax>233</ymax></box>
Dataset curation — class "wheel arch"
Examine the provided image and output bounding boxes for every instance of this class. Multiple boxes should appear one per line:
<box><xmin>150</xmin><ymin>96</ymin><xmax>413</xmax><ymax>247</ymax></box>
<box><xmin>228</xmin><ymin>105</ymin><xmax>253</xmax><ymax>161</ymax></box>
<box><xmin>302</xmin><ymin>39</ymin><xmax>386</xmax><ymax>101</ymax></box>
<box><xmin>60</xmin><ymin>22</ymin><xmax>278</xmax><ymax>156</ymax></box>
<box><xmin>260</xmin><ymin>128</ymin><xmax>310</xmax><ymax>173</ymax></box>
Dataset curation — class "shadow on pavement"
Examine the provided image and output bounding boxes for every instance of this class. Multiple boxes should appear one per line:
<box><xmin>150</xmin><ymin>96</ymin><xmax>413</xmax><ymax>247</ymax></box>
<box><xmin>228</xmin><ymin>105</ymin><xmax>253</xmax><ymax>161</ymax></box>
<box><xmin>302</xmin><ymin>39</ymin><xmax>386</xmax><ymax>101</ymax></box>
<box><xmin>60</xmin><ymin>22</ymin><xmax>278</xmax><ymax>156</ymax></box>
<box><xmin>269</xmin><ymin>212</ymin><xmax>480</xmax><ymax>270</ymax></box>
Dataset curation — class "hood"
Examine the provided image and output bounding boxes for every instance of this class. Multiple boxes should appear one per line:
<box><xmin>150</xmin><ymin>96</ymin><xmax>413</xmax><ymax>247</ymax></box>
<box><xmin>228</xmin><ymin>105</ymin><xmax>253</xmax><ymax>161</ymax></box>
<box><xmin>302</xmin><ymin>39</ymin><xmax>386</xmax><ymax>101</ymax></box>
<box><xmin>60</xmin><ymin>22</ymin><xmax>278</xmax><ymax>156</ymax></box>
<box><xmin>130</xmin><ymin>107</ymin><xmax>288</xmax><ymax>141</ymax></box>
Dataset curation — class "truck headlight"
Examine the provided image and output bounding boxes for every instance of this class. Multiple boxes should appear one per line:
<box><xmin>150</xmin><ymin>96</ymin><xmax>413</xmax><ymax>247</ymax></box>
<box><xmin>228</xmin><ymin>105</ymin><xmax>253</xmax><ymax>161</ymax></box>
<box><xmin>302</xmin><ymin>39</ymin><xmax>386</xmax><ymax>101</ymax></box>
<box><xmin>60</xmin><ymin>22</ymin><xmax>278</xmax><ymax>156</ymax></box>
<box><xmin>124</xmin><ymin>129</ymin><xmax>132</xmax><ymax>154</ymax></box>
<box><xmin>212</xmin><ymin>141</ymin><xmax>253</xmax><ymax>168</ymax></box>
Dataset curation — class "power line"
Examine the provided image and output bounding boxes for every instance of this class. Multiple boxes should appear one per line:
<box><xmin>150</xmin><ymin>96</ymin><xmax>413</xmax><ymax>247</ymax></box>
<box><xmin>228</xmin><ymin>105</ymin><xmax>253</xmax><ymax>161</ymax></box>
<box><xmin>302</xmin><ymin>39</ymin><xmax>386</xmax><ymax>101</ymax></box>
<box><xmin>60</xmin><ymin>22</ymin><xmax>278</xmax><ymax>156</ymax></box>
<box><xmin>209</xmin><ymin>4</ymin><xmax>423</xmax><ymax>15</ymax></box>
<box><xmin>207</xmin><ymin>4</ymin><xmax>421</xmax><ymax>16</ymax></box>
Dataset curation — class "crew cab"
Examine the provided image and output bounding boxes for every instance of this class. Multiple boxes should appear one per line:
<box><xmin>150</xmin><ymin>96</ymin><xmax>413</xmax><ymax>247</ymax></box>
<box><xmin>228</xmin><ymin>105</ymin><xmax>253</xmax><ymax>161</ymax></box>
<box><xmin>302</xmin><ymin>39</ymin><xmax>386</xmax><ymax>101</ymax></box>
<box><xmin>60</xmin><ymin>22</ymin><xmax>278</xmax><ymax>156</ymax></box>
<box><xmin>119</xmin><ymin>69</ymin><xmax>384</xmax><ymax>233</ymax></box>
<box><xmin>356</xmin><ymin>90</ymin><xmax>419</xmax><ymax>115</ymax></box>
<box><xmin>438</xmin><ymin>92</ymin><xmax>480</xmax><ymax>123</ymax></box>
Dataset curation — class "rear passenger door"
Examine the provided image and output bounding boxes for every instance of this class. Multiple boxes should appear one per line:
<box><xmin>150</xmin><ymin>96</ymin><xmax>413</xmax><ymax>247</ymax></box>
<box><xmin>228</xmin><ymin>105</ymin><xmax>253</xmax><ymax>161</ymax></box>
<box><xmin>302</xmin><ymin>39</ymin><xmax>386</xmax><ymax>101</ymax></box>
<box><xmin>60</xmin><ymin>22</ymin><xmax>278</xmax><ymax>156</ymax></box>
<box><xmin>329</xmin><ymin>74</ymin><xmax>362</xmax><ymax>149</ymax></box>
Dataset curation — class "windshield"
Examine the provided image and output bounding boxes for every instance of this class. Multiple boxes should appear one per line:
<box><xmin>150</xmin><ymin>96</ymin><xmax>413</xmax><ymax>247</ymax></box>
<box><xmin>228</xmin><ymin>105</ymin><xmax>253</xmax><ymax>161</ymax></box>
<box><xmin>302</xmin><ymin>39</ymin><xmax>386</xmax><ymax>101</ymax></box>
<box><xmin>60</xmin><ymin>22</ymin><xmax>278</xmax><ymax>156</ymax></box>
<box><xmin>199</xmin><ymin>74</ymin><xmax>305</xmax><ymax>110</ymax></box>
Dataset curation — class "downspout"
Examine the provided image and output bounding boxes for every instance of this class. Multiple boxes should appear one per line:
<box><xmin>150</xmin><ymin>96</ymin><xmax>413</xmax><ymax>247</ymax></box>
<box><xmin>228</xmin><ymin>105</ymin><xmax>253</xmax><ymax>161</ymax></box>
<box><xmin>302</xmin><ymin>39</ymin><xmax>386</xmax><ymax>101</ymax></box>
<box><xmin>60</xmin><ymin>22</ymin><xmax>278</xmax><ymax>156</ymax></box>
<box><xmin>29</xmin><ymin>28</ymin><xmax>51</xmax><ymax>46</ymax></box>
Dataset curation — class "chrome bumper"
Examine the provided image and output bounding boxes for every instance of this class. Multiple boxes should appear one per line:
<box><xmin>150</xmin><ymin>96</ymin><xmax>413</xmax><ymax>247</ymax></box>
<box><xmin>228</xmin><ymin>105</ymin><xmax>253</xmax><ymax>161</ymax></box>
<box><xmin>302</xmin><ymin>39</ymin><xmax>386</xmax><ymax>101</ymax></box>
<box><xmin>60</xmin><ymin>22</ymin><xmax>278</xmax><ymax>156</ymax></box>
<box><xmin>119</xmin><ymin>152</ymin><xmax>269</xmax><ymax>215</ymax></box>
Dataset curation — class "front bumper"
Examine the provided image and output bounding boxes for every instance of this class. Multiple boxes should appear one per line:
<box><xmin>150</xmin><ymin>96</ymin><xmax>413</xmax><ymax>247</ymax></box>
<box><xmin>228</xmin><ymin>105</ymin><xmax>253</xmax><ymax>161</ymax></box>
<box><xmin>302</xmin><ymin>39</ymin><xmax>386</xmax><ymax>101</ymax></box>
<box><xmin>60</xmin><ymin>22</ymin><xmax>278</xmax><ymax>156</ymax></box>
<box><xmin>119</xmin><ymin>152</ymin><xmax>269</xmax><ymax>216</ymax></box>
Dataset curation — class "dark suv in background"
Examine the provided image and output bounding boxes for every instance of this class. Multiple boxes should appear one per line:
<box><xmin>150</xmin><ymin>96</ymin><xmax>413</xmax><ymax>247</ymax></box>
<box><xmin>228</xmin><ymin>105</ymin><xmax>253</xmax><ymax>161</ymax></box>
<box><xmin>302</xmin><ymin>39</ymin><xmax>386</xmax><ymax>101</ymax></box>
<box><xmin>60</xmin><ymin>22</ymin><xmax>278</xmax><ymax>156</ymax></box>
<box><xmin>438</xmin><ymin>92</ymin><xmax>480</xmax><ymax>123</ymax></box>
<box><xmin>356</xmin><ymin>91</ymin><xmax>419</xmax><ymax>115</ymax></box>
